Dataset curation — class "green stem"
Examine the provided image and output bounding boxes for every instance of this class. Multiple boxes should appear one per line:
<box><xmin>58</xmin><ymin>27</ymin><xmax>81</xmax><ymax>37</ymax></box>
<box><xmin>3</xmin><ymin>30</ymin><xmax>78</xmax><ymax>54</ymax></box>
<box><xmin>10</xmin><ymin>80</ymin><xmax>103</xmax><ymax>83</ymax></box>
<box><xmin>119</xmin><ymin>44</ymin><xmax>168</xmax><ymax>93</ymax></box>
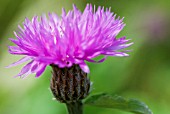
<box><xmin>66</xmin><ymin>101</ymin><xmax>83</xmax><ymax>114</ymax></box>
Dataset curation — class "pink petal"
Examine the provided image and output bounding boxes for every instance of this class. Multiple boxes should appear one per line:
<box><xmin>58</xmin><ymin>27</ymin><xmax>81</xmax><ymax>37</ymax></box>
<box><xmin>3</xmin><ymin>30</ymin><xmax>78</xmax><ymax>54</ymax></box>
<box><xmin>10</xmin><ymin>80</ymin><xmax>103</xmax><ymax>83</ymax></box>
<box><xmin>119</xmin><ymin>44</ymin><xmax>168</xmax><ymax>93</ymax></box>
<box><xmin>6</xmin><ymin>56</ymin><xmax>31</xmax><ymax>68</ymax></box>
<box><xmin>79</xmin><ymin>62</ymin><xmax>90</xmax><ymax>73</ymax></box>
<box><xmin>35</xmin><ymin>64</ymin><xmax>46</xmax><ymax>77</ymax></box>
<box><xmin>17</xmin><ymin>61</ymin><xmax>33</xmax><ymax>76</ymax></box>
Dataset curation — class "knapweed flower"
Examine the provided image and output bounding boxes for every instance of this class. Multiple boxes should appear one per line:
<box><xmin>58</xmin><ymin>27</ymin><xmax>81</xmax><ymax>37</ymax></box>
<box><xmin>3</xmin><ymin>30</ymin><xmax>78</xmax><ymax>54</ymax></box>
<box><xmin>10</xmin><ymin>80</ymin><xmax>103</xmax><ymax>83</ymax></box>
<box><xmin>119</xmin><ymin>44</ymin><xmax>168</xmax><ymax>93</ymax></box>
<box><xmin>8</xmin><ymin>4</ymin><xmax>132</xmax><ymax>78</ymax></box>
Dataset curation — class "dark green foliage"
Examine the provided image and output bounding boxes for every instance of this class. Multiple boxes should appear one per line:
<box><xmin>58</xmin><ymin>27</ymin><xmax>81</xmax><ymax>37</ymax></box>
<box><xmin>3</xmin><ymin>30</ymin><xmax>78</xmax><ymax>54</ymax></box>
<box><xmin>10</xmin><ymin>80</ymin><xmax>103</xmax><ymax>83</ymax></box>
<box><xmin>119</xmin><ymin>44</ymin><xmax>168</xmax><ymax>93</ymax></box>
<box><xmin>85</xmin><ymin>93</ymin><xmax>152</xmax><ymax>114</ymax></box>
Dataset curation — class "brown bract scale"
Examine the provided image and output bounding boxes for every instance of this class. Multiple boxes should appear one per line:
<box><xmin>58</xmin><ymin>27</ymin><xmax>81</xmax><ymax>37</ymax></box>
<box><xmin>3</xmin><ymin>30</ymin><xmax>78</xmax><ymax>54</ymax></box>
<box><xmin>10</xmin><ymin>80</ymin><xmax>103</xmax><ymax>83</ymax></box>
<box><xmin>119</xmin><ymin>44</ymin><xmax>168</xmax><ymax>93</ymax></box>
<box><xmin>50</xmin><ymin>64</ymin><xmax>90</xmax><ymax>103</ymax></box>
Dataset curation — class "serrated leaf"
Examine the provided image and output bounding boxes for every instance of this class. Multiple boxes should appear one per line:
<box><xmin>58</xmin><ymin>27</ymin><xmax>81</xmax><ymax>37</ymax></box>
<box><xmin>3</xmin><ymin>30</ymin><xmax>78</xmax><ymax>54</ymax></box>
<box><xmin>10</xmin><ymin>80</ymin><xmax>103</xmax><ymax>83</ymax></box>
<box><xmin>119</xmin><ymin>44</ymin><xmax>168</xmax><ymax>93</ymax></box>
<box><xmin>84</xmin><ymin>93</ymin><xmax>153</xmax><ymax>114</ymax></box>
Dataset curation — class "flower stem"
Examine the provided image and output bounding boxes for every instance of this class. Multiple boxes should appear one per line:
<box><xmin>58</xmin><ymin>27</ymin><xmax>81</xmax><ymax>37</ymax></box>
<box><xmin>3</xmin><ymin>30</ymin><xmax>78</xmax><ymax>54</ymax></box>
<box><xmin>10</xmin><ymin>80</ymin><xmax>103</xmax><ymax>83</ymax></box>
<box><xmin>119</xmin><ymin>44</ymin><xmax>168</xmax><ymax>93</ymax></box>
<box><xmin>66</xmin><ymin>101</ymin><xmax>83</xmax><ymax>114</ymax></box>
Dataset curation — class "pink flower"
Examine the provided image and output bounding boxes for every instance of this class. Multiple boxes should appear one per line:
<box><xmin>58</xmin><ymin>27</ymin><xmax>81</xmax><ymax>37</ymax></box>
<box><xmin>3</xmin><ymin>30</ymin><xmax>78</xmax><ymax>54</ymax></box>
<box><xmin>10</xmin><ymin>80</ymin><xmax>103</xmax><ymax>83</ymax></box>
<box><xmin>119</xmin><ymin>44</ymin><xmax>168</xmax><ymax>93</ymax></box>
<box><xmin>8</xmin><ymin>4</ymin><xmax>133</xmax><ymax>78</ymax></box>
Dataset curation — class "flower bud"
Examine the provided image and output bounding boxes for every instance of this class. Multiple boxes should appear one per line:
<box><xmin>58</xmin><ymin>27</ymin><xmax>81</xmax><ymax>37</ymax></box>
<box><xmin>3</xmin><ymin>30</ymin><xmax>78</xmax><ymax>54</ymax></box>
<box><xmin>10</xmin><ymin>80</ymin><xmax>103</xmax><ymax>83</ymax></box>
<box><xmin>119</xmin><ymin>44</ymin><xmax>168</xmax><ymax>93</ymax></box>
<box><xmin>50</xmin><ymin>64</ymin><xmax>90</xmax><ymax>103</ymax></box>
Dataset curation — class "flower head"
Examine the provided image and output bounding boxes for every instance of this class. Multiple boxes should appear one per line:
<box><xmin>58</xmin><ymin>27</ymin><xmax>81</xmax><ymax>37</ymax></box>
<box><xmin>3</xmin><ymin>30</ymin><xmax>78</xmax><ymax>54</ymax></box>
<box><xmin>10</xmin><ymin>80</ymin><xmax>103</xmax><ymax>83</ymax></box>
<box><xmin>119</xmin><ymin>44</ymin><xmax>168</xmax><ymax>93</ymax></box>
<box><xmin>8</xmin><ymin>4</ymin><xmax>132</xmax><ymax>78</ymax></box>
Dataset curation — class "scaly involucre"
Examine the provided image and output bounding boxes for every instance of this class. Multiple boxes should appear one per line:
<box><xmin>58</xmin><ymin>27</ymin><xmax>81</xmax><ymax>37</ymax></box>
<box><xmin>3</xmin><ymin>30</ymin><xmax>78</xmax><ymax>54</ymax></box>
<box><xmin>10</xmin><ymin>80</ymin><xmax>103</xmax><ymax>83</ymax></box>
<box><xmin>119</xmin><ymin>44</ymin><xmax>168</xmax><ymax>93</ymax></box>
<box><xmin>8</xmin><ymin>4</ymin><xmax>133</xmax><ymax>78</ymax></box>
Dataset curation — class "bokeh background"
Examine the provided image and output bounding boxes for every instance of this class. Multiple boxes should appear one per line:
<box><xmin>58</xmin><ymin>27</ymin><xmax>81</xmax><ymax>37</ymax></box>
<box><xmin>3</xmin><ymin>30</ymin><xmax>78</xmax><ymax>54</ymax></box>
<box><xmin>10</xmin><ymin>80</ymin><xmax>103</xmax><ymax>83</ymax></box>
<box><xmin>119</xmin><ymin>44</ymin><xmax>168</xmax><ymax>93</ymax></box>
<box><xmin>0</xmin><ymin>0</ymin><xmax>170</xmax><ymax>114</ymax></box>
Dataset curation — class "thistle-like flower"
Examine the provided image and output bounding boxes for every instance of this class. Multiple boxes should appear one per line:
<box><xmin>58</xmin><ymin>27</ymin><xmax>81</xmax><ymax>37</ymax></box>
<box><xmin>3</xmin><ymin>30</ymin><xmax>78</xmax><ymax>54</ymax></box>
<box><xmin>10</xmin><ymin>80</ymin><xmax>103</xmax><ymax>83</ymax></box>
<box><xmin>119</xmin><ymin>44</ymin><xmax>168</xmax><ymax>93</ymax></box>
<box><xmin>7</xmin><ymin>4</ymin><xmax>133</xmax><ymax>110</ymax></box>
<box><xmin>8</xmin><ymin>4</ymin><xmax>132</xmax><ymax>78</ymax></box>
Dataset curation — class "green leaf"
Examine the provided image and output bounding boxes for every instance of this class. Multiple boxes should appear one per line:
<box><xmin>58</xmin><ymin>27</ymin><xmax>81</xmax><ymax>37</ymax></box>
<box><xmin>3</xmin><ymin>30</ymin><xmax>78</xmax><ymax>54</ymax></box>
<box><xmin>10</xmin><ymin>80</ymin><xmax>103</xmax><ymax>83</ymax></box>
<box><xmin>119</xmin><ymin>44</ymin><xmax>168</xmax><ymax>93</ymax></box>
<box><xmin>84</xmin><ymin>93</ymin><xmax>153</xmax><ymax>114</ymax></box>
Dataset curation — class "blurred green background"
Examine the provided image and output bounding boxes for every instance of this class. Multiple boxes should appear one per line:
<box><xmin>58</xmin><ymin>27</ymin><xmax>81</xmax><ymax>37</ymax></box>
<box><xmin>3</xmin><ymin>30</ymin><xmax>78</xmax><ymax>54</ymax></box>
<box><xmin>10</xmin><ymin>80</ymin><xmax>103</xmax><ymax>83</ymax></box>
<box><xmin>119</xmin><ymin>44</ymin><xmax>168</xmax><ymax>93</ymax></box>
<box><xmin>0</xmin><ymin>0</ymin><xmax>170</xmax><ymax>114</ymax></box>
